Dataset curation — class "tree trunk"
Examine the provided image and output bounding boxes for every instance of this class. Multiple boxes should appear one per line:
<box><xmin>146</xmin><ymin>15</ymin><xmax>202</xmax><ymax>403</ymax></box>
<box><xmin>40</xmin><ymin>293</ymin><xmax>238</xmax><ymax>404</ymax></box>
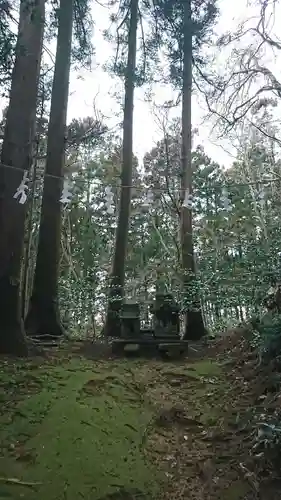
<box><xmin>0</xmin><ymin>0</ymin><xmax>45</xmax><ymax>355</ymax></box>
<box><xmin>214</xmin><ymin>303</ymin><xmax>220</xmax><ymax>319</ymax></box>
<box><xmin>105</xmin><ymin>0</ymin><xmax>138</xmax><ymax>337</ymax></box>
<box><xmin>234</xmin><ymin>306</ymin><xmax>240</xmax><ymax>321</ymax></box>
<box><xmin>239</xmin><ymin>304</ymin><xmax>244</xmax><ymax>321</ymax></box>
<box><xmin>25</xmin><ymin>0</ymin><xmax>74</xmax><ymax>337</ymax></box>
<box><xmin>21</xmin><ymin>160</ymin><xmax>38</xmax><ymax>319</ymax></box>
<box><xmin>22</xmin><ymin>83</ymin><xmax>47</xmax><ymax>318</ymax></box>
<box><xmin>181</xmin><ymin>0</ymin><xmax>206</xmax><ymax>341</ymax></box>
<box><xmin>155</xmin><ymin>209</ymin><xmax>165</xmax><ymax>295</ymax></box>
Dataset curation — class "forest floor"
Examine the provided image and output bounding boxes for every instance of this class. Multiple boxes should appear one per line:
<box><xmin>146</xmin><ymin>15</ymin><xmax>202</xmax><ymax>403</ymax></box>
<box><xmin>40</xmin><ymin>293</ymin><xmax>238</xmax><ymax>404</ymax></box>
<box><xmin>0</xmin><ymin>333</ymin><xmax>280</xmax><ymax>500</ymax></box>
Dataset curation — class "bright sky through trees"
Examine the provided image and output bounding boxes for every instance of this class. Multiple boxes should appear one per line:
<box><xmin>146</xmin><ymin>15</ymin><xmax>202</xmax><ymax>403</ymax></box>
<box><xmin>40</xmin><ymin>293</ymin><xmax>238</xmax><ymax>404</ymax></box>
<box><xmin>63</xmin><ymin>0</ymin><xmax>280</xmax><ymax>168</ymax></box>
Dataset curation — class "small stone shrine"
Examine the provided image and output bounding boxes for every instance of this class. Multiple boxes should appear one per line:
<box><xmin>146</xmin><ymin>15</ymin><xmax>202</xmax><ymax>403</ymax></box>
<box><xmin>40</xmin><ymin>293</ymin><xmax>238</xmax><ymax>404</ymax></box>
<box><xmin>111</xmin><ymin>293</ymin><xmax>187</xmax><ymax>359</ymax></box>
<box><xmin>119</xmin><ymin>302</ymin><xmax>141</xmax><ymax>338</ymax></box>
<box><xmin>150</xmin><ymin>293</ymin><xmax>180</xmax><ymax>337</ymax></box>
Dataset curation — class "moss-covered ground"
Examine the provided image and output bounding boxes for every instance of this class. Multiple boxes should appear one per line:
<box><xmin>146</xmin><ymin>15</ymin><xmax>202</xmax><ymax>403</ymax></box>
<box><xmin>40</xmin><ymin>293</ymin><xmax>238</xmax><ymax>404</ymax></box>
<box><xmin>0</xmin><ymin>341</ymin><xmax>274</xmax><ymax>500</ymax></box>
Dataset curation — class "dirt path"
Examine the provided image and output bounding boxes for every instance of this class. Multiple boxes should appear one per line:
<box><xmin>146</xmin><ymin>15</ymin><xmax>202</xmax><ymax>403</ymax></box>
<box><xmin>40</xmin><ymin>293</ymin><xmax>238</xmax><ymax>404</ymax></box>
<box><xmin>0</xmin><ymin>341</ymin><xmax>278</xmax><ymax>499</ymax></box>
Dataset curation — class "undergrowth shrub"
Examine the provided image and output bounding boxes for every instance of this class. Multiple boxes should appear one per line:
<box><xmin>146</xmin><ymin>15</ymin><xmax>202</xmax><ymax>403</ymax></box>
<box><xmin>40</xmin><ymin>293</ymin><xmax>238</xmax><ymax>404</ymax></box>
<box><xmin>251</xmin><ymin>313</ymin><xmax>281</xmax><ymax>365</ymax></box>
<box><xmin>250</xmin><ymin>315</ymin><xmax>281</xmax><ymax>473</ymax></box>
<box><xmin>253</xmin><ymin>421</ymin><xmax>281</xmax><ymax>469</ymax></box>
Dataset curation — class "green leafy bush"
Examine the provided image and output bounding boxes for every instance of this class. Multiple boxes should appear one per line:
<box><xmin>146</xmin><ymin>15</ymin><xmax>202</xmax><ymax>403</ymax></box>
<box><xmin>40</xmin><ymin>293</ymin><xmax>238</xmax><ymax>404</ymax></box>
<box><xmin>254</xmin><ymin>422</ymin><xmax>281</xmax><ymax>449</ymax></box>
<box><xmin>251</xmin><ymin>313</ymin><xmax>281</xmax><ymax>364</ymax></box>
<box><xmin>253</xmin><ymin>421</ymin><xmax>281</xmax><ymax>469</ymax></box>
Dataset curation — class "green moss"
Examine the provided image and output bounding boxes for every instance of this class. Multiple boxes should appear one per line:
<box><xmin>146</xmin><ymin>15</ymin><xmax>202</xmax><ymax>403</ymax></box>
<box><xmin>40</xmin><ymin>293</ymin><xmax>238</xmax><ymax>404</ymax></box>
<box><xmin>219</xmin><ymin>480</ymin><xmax>252</xmax><ymax>500</ymax></box>
<box><xmin>162</xmin><ymin>360</ymin><xmax>227</xmax><ymax>427</ymax></box>
<box><xmin>161</xmin><ymin>359</ymin><xmax>222</xmax><ymax>381</ymax></box>
<box><xmin>189</xmin><ymin>360</ymin><xmax>222</xmax><ymax>377</ymax></box>
<box><xmin>0</xmin><ymin>358</ymin><xmax>161</xmax><ymax>500</ymax></box>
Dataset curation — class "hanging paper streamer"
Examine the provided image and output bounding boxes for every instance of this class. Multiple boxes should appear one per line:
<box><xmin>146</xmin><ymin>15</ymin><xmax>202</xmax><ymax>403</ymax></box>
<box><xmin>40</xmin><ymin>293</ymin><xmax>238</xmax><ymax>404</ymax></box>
<box><xmin>13</xmin><ymin>170</ymin><xmax>29</xmax><ymax>204</ymax></box>
<box><xmin>221</xmin><ymin>187</ymin><xmax>231</xmax><ymax>212</ymax></box>
<box><xmin>182</xmin><ymin>188</ymin><xmax>193</xmax><ymax>209</ymax></box>
<box><xmin>105</xmin><ymin>186</ymin><xmax>114</xmax><ymax>214</ymax></box>
<box><xmin>142</xmin><ymin>189</ymin><xmax>154</xmax><ymax>209</ymax></box>
<box><xmin>60</xmin><ymin>179</ymin><xmax>72</xmax><ymax>204</ymax></box>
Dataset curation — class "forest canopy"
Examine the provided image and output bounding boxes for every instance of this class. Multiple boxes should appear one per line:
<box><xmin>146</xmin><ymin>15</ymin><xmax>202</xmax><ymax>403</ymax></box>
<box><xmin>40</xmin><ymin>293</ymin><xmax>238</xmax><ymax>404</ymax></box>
<box><xmin>0</xmin><ymin>0</ymin><xmax>280</xmax><ymax>350</ymax></box>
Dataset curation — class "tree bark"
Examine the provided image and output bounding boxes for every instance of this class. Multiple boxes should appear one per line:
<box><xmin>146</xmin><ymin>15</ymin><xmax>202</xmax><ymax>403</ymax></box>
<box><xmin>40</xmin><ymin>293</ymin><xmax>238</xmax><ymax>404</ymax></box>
<box><xmin>25</xmin><ymin>0</ymin><xmax>74</xmax><ymax>337</ymax></box>
<box><xmin>105</xmin><ymin>0</ymin><xmax>138</xmax><ymax>337</ymax></box>
<box><xmin>21</xmin><ymin>159</ymin><xmax>38</xmax><ymax>319</ymax></box>
<box><xmin>0</xmin><ymin>0</ymin><xmax>45</xmax><ymax>355</ymax></box>
<box><xmin>181</xmin><ymin>0</ymin><xmax>206</xmax><ymax>341</ymax></box>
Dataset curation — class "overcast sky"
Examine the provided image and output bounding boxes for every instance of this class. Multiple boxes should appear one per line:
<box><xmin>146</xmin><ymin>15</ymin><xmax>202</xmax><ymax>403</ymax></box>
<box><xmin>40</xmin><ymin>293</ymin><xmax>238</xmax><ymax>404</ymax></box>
<box><xmin>66</xmin><ymin>0</ymin><xmax>259</xmax><ymax>167</ymax></box>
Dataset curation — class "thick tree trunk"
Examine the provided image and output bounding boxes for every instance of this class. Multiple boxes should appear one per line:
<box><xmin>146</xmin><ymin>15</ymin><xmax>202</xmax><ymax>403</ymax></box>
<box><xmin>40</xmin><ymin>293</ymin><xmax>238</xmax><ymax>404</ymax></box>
<box><xmin>239</xmin><ymin>304</ymin><xmax>244</xmax><ymax>321</ymax></box>
<box><xmin>214</xmin><ymin>303</ymin><xmax>220</xmax><ymax>319</ymax></box>
<box><xmin>25</xmin><ymin>0</ymin><xmax>74</xmax><ymax>337</ymax></box>
<box><xmin>0</xmin><ymin>0</ymin><xmax>45</xmax><ymax>355</ymax></box>
<box><xmin>181</xmin><ymin>0</ymin><xmax>206</xmax><ymax>341</ymax></box>
<box><xmin>105</xmin><ymin>0</ymin><xmax>138</xmax><ymax>337</ymax></box>
<box><xmin>21</xmin><ymin>161</ymin><xmax>38</xmax><ymax>318</ymax></box>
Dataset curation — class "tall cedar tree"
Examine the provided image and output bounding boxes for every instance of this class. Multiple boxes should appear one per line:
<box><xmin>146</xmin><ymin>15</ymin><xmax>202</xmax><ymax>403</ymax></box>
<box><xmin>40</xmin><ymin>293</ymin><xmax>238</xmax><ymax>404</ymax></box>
<box><xmin>25</xmin><ymin>0</ymin><xmax>74</xmax><ymax>337</ymax></box>
<box><xmin>154</xmin><ymin>0</ymin><xmax>218</xmax><ymax>339</ymax></box>
<box><xmin>0</xmin><ymin>0</ymin><xmax>45</xmax><ymax>355</ymax></box>
<box><xmin>105</xmin><ymin>0</ymin><xmax>139</xmax><ymax>337</ymax></box>
<box><xmin>181</xmin><ymin>0</ymin><xmax>206</xmax><ymax>340</ymax></box>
